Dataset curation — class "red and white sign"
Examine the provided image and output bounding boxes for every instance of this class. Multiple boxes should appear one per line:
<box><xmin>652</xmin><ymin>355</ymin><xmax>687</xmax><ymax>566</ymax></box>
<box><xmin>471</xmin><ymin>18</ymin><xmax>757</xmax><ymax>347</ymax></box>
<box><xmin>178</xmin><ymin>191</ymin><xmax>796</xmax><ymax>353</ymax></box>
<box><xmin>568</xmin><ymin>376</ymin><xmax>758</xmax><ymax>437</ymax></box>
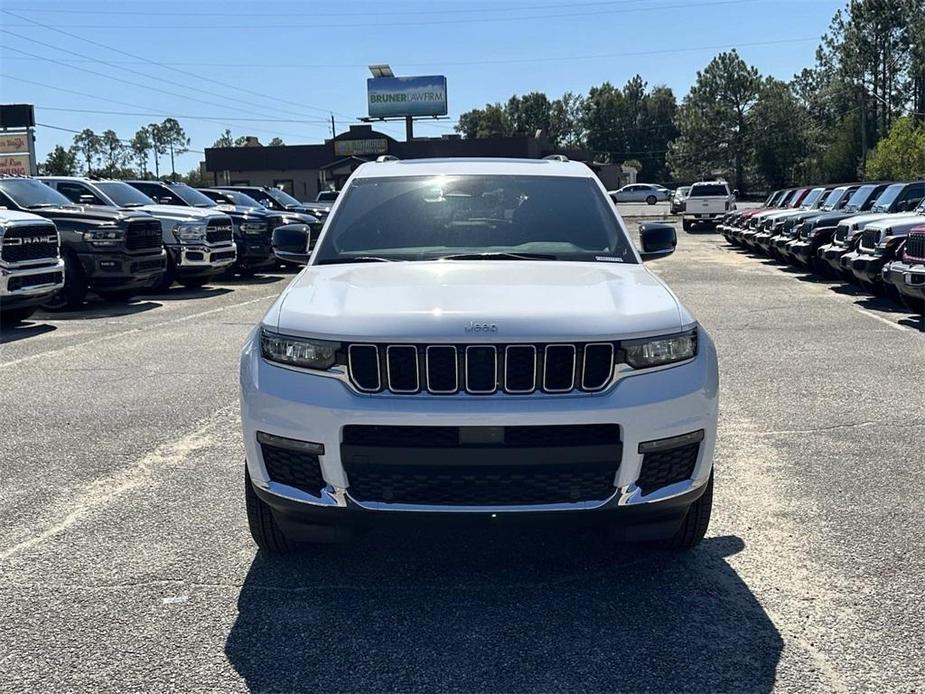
<box><xmin>0</xmin><ymin>154</ymin><xmax>32</xmax><ymax>176</ymax></box>
<box><xmin>0</xmin><ymin>132</ymin><xmax>29</xmax><ymax>154</ymax></box>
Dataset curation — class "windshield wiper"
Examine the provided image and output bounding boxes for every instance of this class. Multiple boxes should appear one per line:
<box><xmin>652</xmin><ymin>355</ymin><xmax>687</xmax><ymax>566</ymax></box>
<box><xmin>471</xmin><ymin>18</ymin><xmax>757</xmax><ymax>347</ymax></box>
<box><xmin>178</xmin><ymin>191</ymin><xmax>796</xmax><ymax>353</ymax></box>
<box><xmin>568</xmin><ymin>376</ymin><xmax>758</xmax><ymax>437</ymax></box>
<box><xmin>318</xmin><ymin>256</ymin><xmax>398</xmax><ymax>265</ymax></box>
<box><xmin>437</xmin><ymin>252</ymin><xmax>557</xmax><ymax>261</ymax></box>
<box><xmin>121</xmin><ymin>202</ymin><xmax>146</xmax><ymax>207</ymax></box>
<box><xmin>26</xmin><ymin>203</ymin><xmax>57</xmax><ymax>209</ymax></box>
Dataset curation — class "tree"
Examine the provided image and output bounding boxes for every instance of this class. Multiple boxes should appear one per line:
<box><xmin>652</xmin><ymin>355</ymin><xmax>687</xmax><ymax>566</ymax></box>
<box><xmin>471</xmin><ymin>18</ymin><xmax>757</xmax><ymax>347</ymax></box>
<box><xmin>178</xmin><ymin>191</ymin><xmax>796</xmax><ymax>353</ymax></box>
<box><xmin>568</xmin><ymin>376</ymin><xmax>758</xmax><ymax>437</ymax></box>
<box><xmin>181</xmin><ymin>166</ymin><xmax>210</xmax><ymax>187</ymax></box>
<box><xmin>668</xmin><ymin>50</ymin><xmax>761</xmax><ymax>190</ymax></box>
<box><xmin>506</xmin><ymin>92</ymin><xmax>551</xmax><ymax>136</ymax></box>
<box><xmin>548</xmin><ymin>91</ymin><xmax>585</xmax><ymax>148</ymax></box>
<box><xmin>233</xmin><ymin>135</ymin><xmax>249</xmax><ymax>147</ymax></box>
<box><xmin>40</xmin><ymin>145</ymin><xmax>78</xmax><ymax>176</ymax></box>
<box><xmin>750</xmin><ymin>78</ymin><xmax>812</xmax><ymax>188</ymax></box>
<box><xmin>72</xmin><ymin>128</ymin><xmax>101</xmax><ymax>175</ymax></box>
<box><xmin>100</xmin><ymin>129</ymin><xmax>127</xmax><ymax>177</ymax></box>
<box><xmin>581</xmin><ymin>81</ymin><xmax>625</xmax><ymax>160</ymax></box>
<box><xmin>148</xmin><ymin>122</ymin><xmax>167</xmax><ymax>178</ymax></box>
<box><xmin>158</xmin><ymin>118</ymin><xmax>189</xmax><ymax>181</ymax></box>
<box><xmin>268</xmin><ymin>137</ymin><xmax>284</xmax><ymax>146</ymax></box>
<box><xmin>455</xmin><ymin>103</ymin><xmax>513</xmax><ymax>139</ymax></box>
<box><xmin>130</xmin><ymin>127</ymin><xmax>153</xmax><ymax>179</ymax></box>
<box><xmin>865</xmin><ymin>116</ymin><xmax>925</xmax><ymax>180</ymax></box>
<box><xmin>213</xmin><ymin>129</ymin><xmax>235</xmax><ymax>148</ymax></box>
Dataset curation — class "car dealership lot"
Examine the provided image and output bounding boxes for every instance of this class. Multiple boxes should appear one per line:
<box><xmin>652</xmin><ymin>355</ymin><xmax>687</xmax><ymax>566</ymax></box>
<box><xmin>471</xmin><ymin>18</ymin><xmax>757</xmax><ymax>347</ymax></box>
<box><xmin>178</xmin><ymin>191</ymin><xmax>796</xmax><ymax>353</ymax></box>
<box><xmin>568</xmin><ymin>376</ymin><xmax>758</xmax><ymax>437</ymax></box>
<box><xmin>1</xmin><ymin>228</ymin><xmax>923</xmax><ymax>693</ymax></box>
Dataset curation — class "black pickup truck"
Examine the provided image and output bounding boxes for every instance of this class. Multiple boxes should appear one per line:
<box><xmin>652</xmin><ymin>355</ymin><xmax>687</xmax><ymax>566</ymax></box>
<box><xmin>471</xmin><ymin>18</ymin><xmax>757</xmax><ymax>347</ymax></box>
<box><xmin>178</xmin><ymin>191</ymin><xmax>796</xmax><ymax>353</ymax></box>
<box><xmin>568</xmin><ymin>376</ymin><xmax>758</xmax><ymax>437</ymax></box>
<box><xmin>198</xmin><ymin>188</ymin><xmax>321</xmax><ymax>251</ymax></box>
<box><xmin>220</xmin><ymin>185</ymin><xmax>331</xmax><ymax>224</ymax></box>
<box><xmin>0</xmin><ymin>178</ymin><xmax>165</xmax><ymax>309</ymax></box>
<box><xmin>127</xmin><ymin>181</ymin><xmax>276</xmax><ymax>275</ymax></box>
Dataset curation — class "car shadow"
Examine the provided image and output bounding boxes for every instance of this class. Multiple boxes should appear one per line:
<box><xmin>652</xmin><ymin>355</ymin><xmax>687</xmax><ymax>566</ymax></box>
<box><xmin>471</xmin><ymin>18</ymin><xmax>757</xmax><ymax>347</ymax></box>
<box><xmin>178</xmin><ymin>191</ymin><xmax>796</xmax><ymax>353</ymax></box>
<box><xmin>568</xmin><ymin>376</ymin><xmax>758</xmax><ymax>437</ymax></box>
<box><xmin>143</xmin><ymin>286</ymin><xmax>233</xmax><ymax>301</ymax></box>
<box><xmin>0</xmin><ymin>320</ymin><xmax>57</xmax><ymax>344</ymax></box>
<box><xmin>225</xmin><ymin>528</ymin><xmax>781</xmax><ymax>693</ymax></box>
<box><xmin>218</xmin><ymin>273</ymin><xmax>286</xmax><ymax>285</ymax></box>
<box><xmin>33</xmin><ymin>300</ymin><xmax>161</xmax><ymax>321</ymax></box>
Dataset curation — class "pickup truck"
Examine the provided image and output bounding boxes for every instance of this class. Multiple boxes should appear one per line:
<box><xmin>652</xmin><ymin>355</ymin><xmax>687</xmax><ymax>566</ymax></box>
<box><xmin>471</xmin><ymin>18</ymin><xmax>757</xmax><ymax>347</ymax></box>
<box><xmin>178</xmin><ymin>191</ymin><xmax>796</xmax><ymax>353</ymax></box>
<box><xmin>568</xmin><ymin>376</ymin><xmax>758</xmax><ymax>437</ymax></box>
<box><xmin>41</xmin><ymin>177</ymin><xmax>237</xmax><ymax>290</ymax></box>
<box><xmin>240</xmin><ymin>156</ymin><xmax>718</xmax><ymax>554</ymax></box>
<box><xmin>0</xmin><ymin>210</ymin><xmax>65</xmax><ymax>325</ymax></box>
<box><xmin>198</xmin><ymin>188</ymin><xmax>322</xmax><ymax>250</ymax></box>
<box><xmin>222</xmin><ymin>185</ymin><xmax>332</xmax><ymax>224</ymax></box>
<box><xmin>127</xmin><ymin>181</ymin><xmax>277</xmax><ymax>276</ymax></box>
<box><xmin>681</xmin><ymin>181</ymin><xmax>734</xmax><ymax>231</ymax></box>
<box><xmin>0</xmin><ymin>178</ymin><xmax>165</xmax><ymax>309</ymax></box>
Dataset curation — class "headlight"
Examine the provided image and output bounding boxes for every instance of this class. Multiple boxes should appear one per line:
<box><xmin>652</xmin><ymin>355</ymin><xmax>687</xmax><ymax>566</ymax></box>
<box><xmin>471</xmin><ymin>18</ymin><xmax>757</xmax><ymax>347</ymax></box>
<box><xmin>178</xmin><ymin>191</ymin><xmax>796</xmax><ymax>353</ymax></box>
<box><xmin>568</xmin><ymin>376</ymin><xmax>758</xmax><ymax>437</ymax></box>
<box><xmin>240</xmin><ymin>222</ymin><xmax>266</xmax><ymax>235</ymax></box>
<box><xmin>175</xmin><ymin>222</ymin><xmax>207</xmax><ymax>242</ymax></box>
<box><xmin>83</xmin><ymin>224</ymin><xmax>124</xmax><ymax>247</ymax></box>
<box><xmin>623</xmin><ymin>329</ymin><xmax>698</xmax><ymax>369</ymax></box>
<box><xmin>261</xmin><ymin>330</ymin><xmax>339</xmax><ymax>370</ymax></box>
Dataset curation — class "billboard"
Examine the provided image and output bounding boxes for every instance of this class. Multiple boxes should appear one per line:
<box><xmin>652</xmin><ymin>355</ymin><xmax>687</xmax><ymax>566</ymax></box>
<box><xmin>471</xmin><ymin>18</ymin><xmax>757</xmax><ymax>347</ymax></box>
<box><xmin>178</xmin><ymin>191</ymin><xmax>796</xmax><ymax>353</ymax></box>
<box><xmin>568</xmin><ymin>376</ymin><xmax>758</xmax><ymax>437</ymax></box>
<box><xmin>367</xmin><ymin>75</ymin><xmax>448</xmax><ymax>118</ymax></box>
<box><xmin>0</xmin><ymin>154</ymin><xmax>32</xmax><ymax>177</ymax></box>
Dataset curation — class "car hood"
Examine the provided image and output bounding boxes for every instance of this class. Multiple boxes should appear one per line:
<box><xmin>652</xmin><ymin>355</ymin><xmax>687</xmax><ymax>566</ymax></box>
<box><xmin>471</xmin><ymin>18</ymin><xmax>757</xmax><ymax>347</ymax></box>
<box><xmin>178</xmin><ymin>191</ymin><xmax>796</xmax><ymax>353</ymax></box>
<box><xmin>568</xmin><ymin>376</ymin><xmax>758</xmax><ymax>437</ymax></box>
<box><xmin>864</xmin><ymin>213</ymin><xmax>925</xmax><ymax>233</ymax></box>
<box><xmin>838</xmin><ymin>212</ymin><xmax>897</xmax><ymax>230</ymax></box>
<box><xmin>270</xmin><ymin>261</ymin><xmax>690</xmax><ymax>343</ymax></box>
<box><xmin>26</xmin><ymin>205</ymin><xmax>153</xmax><ymax>224</ymax></box>
<box><xmin>138</xmin><ymin>204</ymin><xmax>229</xmax><ymax>223</ymax></box>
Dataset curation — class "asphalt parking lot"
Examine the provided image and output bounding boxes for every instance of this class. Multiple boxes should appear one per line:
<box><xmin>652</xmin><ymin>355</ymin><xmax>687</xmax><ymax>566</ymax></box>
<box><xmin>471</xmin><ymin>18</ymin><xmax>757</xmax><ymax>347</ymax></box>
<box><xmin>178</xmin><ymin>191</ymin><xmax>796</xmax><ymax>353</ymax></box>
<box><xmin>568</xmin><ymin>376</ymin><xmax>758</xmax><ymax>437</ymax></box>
<box><xmin>2</xmin><ymin>215</ymin><xmax>924</xmax><ymax>693</ymax></box>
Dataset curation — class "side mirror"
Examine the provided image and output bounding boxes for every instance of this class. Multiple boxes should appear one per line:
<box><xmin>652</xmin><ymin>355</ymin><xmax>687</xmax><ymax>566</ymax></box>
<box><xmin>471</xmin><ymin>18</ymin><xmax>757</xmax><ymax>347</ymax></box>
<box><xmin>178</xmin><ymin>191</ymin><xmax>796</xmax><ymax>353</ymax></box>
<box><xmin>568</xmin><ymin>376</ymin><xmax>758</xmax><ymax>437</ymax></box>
<box><xmin>732</xmin><ymin>189</ymin><xmax>739</xmax><ymax>199</ymax></box>
<box><xmin>638</xmin><ymin>222</ymin><xmax>677</xmax><ymax>261</ymax></box>
<box><xmin>272</xmin><ymin>223</ymin><xmax>312</xmax><ymax>265</ymax></box>
<box><xmin>78</xmin><ymin>194</ymin><xmax>97</xmax><ymax>205</ymax></box>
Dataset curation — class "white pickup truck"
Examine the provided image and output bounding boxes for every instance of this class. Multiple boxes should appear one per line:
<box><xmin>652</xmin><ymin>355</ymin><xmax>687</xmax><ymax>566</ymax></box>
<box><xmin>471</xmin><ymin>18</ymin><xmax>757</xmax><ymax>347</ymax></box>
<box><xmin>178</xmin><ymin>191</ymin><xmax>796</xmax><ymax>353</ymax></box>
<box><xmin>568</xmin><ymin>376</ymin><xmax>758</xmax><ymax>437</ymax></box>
<box><xmin>239</xmin><ymin>157</ymin><xmax>719</xmax><ymax>554</ymax></box>
<box><xmin>682</xmin><ymin>181</ymin><xmax>735</xmax><ymax>231</ymax></box>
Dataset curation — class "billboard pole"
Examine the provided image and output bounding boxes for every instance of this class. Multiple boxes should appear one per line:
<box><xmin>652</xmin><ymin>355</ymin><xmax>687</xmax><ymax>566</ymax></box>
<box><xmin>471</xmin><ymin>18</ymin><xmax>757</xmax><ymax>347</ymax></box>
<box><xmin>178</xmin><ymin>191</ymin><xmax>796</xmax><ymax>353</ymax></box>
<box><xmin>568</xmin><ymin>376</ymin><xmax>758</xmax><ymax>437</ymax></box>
<box><xmin>405</xmin><ymin>116</ymin><xmax>414</xmax><ymax>142</ymax></box>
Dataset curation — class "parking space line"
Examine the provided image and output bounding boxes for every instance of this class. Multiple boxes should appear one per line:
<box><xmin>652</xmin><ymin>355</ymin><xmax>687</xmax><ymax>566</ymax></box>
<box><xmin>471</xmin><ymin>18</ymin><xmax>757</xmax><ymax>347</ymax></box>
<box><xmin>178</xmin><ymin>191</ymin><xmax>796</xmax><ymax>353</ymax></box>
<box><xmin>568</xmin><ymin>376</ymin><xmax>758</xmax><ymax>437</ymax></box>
<box><xmin>852</xmin><ymin>308</ymin><xmax>913</xmax><ymax>333</ymax></box>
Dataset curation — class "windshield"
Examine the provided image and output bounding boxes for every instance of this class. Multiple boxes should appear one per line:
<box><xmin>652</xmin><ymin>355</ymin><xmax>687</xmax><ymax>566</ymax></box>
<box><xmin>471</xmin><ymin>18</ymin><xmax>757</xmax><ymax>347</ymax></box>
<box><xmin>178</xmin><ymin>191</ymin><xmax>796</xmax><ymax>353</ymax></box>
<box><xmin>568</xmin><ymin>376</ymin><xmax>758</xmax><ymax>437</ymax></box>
<box><xmin>314</xmin><ymin>174</ymin><xmax>636</xmax><ymax>265</ymax></box>
<box><xmin>801</xmin><ymin>188</ymin><xmax>825</xmax><ymax>208</ymax></box>
<box><xmin>689</xmin><ymin>183</ymin><xmax>728</xmax><ymax>197</ymax></box>
<box><xmin>816</xmin><ymin>188</ymin><xmax>842</xmax><ymax>210</ymax></box>
<box><xmin>788</xmin><ymin>190</ymin><xmax>808</xmax><ymax>208</ymax></box>
<box><xmin>871</xmin><ymin>184</ymin><xmax>904</xmax><ymax>212</ymax></box>
<box><xmin>210</xmin><ymin>189</ymin><xmax>264</xmax><ymax>207</ymax></box>
<box><xmin>0</xmin><ymin>179</ymin><xmax>72</xmax><ymax>207</ymax></box>
<box><xmin>171</xmin><ymin>184</ymin><xmax>217</xmax><ymax>208</ymax></box>
<box><xmin>843</xmin><ymin>185</ymin><xmax>876</xmax><ymax>212</ymax></box>
<box><xmin>265</xmin><ymin>187</ymin><xmax>302</xmax><ymax>207</ymax></box>
<box><xmin>96</xmin><ymin>182</ymin><xmax>156</xmax><ymax>207</ymax></box>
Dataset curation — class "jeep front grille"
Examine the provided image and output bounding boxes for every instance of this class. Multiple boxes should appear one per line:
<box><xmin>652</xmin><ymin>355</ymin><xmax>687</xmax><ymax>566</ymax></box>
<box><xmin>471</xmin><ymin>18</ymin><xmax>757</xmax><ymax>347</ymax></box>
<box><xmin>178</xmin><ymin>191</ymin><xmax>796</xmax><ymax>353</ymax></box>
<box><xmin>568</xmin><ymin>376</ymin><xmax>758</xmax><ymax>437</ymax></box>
<box><xmin>834</xmin><ymin>225</ymin><xmax>849</xmax><ymax>244</ymax></box>
<box><xmin>860</xmin><ymin>228</ymin><xmax>879</xmax><ymax>251</ymax></box>
<box><xmin>126</xmin><ymin>219</ymin><xmax>162</xmax><ymax>251</ymax></box>
<box><xmin>346</xmin><ymin>341</ymin><xmax>616</xmax><ymax>395</ymax></box>
<box><xmin>904</xmin><ymin>231</ymin><xmax>925</xmax><ymax>262</ymax></box>
<box><xmin>1</xmin><ymin>223</ymin><xmax>58</xmax><ymax>263</ymax></box>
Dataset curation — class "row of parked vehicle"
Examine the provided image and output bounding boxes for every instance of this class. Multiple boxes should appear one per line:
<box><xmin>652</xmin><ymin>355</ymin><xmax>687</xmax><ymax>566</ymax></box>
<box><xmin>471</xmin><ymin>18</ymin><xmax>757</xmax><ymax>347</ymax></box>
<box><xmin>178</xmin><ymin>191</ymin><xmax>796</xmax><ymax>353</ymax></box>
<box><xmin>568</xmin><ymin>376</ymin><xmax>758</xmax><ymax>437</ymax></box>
<box><xmin>0</xmin><ymin>176</ymin><xmax>333</xmax><ymax>325</ymax></box>
<box><xmin>717</xmin><ymin>180</ymin><xmax>925</xmax><ymax>315</ymax></box>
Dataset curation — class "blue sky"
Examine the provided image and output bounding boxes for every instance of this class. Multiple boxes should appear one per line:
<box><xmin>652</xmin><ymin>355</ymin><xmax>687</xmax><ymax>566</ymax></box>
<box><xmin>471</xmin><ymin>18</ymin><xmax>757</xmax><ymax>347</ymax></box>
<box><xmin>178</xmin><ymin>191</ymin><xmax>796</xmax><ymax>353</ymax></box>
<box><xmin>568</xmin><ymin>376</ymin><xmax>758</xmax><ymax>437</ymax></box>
<box><xmin>0</xmin><ymin>0</ymin><xmax>841</xmax><ymax>173</ymax></box>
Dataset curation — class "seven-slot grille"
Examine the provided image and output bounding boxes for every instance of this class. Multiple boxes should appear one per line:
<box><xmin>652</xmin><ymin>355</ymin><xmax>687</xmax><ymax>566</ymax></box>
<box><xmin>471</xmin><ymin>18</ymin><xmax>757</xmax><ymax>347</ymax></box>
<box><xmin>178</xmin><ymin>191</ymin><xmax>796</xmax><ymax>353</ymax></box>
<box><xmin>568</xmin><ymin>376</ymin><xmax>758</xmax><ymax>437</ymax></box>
<box><xmin>904</xmin><ymin>231</ymin><xmax>925</xmax><ymax>262</ymax></box>
<box><xmin>834</xmin><ymin>225</ymin><xmax>850</xmax><ymax>244</ymax></box>
<box><xmin>0</xmin><ymin>223</ymin><xmax>58</xmax><ymax>263</ymax></box>
<box><xmin>206</xmin><ymin>218</ymin><xmax>233</xmax><ymax>244</ymax></box>
<box><xmin>347</xmin><ymin>342</ymin><xmax>616</xmax><ymax>395</ymax></box>
<box><xmin>126</xmin><ymin>219</ymin><xmax>162</xmax><ymax>251</ymax></box>
<box><xmin>860</xmin><ymin>228</ymin><xmax>879</xmax><ymax>251</ymax></box>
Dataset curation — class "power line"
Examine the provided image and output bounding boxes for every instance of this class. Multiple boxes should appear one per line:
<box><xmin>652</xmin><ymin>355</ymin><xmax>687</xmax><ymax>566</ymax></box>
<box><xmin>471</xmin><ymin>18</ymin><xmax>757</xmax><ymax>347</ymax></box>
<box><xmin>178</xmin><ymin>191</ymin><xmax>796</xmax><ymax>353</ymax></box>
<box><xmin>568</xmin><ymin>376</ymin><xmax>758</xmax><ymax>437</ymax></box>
<box><xmin>35</xmin><ymin>122</ymin><xmax>206</xmax><ymax>155</ymax></box>
<box><xmin>31</xmin><ymin>106</ymin><xmax>364</xmax><ymax>125</ymax></box>
<box><xmin>0</xmin><ymin>9</ymin><xmax>355</xmax><ymax>121</ymax></box>
<box><xmin>1</xmin><ymin>74</ymin><xmax>325</xmax><ymax>143</ymax></box>
<box><xmin>2</xmin><ymin>0</ymin><xmax>657</xmax><ymax>18</ymax></box>
<box><xmin>0</xmin><ymin>36</ymin><xmax>821</xmax><ymax>70</ymax></box>
<box><xmin>1</xmin><ymin>0</ymin><xmax>759</xmax><ymax>29</ymax></box>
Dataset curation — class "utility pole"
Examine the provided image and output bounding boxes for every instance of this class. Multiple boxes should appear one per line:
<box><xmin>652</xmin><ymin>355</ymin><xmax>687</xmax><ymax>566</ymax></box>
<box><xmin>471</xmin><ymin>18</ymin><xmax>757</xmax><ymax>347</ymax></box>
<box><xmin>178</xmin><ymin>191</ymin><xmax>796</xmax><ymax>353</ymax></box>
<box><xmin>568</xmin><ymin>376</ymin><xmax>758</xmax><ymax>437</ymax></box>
<box><xmin>330</xmin><ymin>114</ymin><xmax>336</xmax><ymax>139</ymax></box>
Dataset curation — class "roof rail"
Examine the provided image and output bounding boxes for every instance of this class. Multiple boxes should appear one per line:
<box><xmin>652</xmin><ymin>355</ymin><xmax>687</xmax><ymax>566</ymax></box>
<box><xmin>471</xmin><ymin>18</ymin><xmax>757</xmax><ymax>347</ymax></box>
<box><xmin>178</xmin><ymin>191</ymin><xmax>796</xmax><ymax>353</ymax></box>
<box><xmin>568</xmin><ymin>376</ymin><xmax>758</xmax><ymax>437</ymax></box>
<box><xmin>542</xmin><ymin>154</ymin><xmax>569</xmax><ymax>162</ymax></box>
<box><xmin>376</xmin><ymin>155</ymin><xmax>399</xmax><ymax>163</ymax></box>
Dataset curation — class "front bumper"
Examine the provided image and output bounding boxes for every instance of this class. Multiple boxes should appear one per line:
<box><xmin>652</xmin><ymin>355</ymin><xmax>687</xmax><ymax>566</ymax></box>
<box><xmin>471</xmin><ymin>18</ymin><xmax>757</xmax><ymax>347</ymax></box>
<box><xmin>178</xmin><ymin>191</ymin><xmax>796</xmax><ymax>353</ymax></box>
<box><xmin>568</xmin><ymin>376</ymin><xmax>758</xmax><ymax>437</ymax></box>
<box><xmin>0</xmin><ymin>259</ymin><xmax>65</xmax><ymax>308</ymax></box>
<box><xmin>845</xmin><ymin>250</ymin><xmax>886</xmax><ymax>283</ymax></box>
<box><xmin>235</xmin><ymin>238</ymin><xmax>275</xmax><ymax>269</ymax></box>
<box><xmin>171</xmin><ymin>243</ymin><xmax>237</xmax><ymax>277</ymax></box>
<box><xmin>240</xmin><ymin>328</ymin><xmax>719</xmax><ymax>524</ymax></box>
<box><xmin>79</xmin><ymin>249</ymin><xmax>167</xmax><ymax>289</ymax></box>
<box><xmin>818</xmin><ymin>242</ymin><xmax>850</xmax><ymax>274</ymax></box>
<box><xmin>884</xmin><ymin>260</ymin><xmax>925</xmax><ymax>301</ymax></box>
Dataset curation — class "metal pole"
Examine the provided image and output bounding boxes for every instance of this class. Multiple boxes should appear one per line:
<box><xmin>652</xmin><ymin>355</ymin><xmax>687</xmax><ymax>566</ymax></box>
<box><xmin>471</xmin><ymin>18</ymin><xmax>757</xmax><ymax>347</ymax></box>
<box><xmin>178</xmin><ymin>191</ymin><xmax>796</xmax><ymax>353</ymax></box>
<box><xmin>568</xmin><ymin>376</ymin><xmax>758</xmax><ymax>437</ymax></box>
<box><xmin>405</xmin><ymin>115</ymin><xmax>414</xmax><ymax>142</ymax></box>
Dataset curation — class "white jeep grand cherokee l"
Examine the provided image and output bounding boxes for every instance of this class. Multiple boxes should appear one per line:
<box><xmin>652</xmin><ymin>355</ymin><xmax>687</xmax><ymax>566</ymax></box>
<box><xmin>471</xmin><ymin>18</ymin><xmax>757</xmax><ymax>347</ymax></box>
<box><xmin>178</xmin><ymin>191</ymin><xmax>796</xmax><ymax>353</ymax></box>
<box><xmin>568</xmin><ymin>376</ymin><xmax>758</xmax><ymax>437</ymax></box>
<box><xmin>240</xmin><ymin>158</ymin><xmax>719</xmax><ymax>553</ymax></box>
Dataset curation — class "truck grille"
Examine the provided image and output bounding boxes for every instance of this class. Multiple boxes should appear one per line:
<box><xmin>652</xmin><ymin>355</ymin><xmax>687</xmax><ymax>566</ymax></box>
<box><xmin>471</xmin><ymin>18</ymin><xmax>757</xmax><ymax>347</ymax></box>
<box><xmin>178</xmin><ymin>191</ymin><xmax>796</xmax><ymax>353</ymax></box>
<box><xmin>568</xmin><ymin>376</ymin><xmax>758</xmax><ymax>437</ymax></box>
<box><xmin>1</xmin><ymin>224</ymin><xmax>58</xmax><ymax>263</ymax></box>
<box><xmin>346</xmin><ymin>342</ymin><xmax>616</xmax><ymax>395</ymax></box>
<box><xmin>342</xmin><ymin>424</ymin><xmax>621</xmax><ymax>506</ymax></box>
<box><xmin>860</xmin><ymin>228</ymin><xmax>879</xmax><ymax>251</ymax></box>
<box><xmin>126</xmin><ymin>219</ymin><xmax>162</xmax><ymax>251</ymax></box>
<box><xmin>904</xmin><ymin>231</ymin><xmax>925</xmax><ymax>262</ymax></box>
<box><xmin>206</xmin><ymin>220</ymin><xmax>233</xmax><ymax>244</ymax></box>
<box><xmin>7</xmin><ymin>270</ymin><xmax>63</xmax><ymax>292</ymax></box>
<box><xmin>834</xmin><ymin>225</ymin><xmax>849</xmax><ymax>244</ymax></box>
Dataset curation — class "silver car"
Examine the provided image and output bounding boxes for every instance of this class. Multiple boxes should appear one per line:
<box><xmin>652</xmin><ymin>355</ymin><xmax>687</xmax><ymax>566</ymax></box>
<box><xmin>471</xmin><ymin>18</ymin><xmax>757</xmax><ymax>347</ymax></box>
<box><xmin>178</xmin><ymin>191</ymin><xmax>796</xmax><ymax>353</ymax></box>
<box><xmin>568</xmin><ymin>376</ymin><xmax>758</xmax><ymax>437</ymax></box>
<box><xmin>610</xmin><ymin>183</ymin><xmax>672</xmax><ymax>205</ymax></box>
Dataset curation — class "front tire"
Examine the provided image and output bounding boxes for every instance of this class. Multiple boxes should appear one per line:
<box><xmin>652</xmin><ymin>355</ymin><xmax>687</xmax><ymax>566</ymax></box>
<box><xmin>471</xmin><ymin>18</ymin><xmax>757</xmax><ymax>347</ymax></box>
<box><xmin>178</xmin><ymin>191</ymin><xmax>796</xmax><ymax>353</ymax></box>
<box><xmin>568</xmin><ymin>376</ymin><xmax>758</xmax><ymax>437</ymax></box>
<box><xmin>682</xmin><ymin>219</ymin><xmax>692</xmax><ymax>232</ymax></box>
<box><xmin>42</xmin><ymin>253</ymin><xmax>87</xmax><ymax>311</ymax></box>
<box><xmin>245</xmin><ymin>468</ymin><xmax>297</xmax><ymax>554</ymax></box>
<box><xmin>661</xmin><ymin>472</ymin><xmax>713</xmax><ymax>550</ymax></box>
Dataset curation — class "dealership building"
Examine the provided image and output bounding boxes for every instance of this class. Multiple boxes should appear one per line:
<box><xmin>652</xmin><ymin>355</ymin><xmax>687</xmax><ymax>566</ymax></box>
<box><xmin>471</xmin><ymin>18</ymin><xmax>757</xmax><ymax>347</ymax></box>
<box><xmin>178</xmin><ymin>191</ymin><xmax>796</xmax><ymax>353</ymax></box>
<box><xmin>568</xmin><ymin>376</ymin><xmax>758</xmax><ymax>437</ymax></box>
<box><xmin>203</xmin><ymin>126</ymin><xmax>628</xmax><ymax>201</ymax></box>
